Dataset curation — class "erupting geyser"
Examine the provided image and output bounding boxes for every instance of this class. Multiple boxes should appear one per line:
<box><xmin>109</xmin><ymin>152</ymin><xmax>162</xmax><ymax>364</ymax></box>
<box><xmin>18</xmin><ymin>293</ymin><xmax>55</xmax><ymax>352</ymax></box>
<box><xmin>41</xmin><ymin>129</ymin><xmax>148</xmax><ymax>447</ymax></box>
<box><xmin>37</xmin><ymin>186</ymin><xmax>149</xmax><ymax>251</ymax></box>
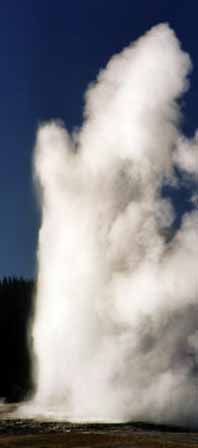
<box><xmin>26</xmin><ymin>24</ymin><xmax>198</xmax><ymax>425</ymax></box>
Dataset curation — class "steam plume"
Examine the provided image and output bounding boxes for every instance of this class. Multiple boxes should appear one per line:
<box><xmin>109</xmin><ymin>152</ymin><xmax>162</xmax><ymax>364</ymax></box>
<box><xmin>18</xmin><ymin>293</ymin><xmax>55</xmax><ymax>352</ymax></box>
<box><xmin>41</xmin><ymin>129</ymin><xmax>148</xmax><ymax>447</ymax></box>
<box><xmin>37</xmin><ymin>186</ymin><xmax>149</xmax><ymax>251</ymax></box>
<box><xmin>28</xmin><ymin>24</ymin><xmax>198</xmax><ymax>426</ymax></box>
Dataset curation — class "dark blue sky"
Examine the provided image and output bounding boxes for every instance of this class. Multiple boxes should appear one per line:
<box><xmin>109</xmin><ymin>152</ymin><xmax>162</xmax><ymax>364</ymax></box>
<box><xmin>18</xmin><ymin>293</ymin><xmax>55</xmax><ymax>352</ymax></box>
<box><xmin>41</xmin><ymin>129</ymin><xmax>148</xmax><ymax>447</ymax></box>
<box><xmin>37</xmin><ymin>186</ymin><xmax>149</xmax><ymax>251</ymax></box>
<box><xmin>1</xmin><ymin>1</ymin><xmax>198</xmax><ymax>279</ymax></box>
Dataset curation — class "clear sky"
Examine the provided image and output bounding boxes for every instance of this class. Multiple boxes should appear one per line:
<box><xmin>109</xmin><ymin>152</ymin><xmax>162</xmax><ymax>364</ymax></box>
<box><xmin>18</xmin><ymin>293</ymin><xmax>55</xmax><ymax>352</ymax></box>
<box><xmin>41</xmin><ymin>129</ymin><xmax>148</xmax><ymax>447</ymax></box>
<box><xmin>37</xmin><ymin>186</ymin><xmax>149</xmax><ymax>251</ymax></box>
<box><xmin>1</xmin><ymin>0</ymin><xmax>198</xmax><ymax>279</ymax></box>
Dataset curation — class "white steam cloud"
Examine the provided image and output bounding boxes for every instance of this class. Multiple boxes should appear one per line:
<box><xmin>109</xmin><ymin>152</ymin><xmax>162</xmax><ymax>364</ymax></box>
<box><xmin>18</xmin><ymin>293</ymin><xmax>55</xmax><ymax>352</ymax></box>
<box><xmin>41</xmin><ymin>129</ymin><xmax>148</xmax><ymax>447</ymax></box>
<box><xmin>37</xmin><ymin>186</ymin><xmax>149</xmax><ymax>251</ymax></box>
<box><xmin>25</xmin><ymin>24</ymin><xmax>198</xmax><ymax>426</ymax></box>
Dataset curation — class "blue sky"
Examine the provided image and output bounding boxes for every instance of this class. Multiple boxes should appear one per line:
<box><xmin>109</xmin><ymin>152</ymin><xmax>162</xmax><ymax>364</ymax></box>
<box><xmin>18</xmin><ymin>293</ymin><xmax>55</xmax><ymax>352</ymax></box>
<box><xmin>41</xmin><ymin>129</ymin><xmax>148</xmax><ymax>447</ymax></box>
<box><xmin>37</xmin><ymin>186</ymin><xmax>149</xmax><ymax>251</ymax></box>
<box><xmin>1</xmin><ymin>0</ymin><xmax>198</xmax><ymax>278</ymax></box>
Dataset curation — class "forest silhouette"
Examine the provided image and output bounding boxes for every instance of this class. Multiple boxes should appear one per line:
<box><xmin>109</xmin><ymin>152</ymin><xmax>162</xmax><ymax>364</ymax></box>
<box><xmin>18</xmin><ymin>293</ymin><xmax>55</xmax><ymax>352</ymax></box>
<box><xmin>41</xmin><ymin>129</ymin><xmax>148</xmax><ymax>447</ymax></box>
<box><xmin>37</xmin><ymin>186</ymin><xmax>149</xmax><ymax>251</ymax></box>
<box><xmin>0</xmin><ymin>278</ymin><xmax>34</xmax><ymax>402</ymax></box>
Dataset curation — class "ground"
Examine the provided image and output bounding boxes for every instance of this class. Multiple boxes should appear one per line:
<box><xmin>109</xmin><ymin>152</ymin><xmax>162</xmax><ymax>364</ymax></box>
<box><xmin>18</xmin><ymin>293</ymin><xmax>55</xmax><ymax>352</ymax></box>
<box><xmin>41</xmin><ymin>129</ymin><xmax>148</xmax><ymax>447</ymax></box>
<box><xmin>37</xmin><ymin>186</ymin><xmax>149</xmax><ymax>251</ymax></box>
<box><xmin>0</xmin><ymin>404</ymin><xmax>198</xmax><ymax>447</ymax></box>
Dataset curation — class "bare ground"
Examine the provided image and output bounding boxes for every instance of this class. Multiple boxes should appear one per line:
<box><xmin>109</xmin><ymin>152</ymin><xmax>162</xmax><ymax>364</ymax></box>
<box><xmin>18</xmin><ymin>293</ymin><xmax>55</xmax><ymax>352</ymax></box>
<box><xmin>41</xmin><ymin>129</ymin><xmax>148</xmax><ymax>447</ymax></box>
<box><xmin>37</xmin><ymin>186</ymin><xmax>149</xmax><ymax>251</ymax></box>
<box><xmin>0</xmin><ymin>404</ymin><xmax>198</xmax><ymax>447</ymax></box>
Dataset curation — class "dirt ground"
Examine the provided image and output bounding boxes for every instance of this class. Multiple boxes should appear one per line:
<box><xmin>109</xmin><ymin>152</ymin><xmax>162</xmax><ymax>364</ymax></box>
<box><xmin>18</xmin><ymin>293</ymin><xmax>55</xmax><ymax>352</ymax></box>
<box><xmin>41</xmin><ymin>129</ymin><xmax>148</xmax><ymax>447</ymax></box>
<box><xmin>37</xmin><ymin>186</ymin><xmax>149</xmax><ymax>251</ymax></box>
<box><xmin>1</xmin><ymin>430</ymin><xmax>198</xmax><ymax>448</ymax></box>
<box><xmin>0</xmin><ymin>405</ymin><xmax>198</xmax><ymax>447</ymax></box>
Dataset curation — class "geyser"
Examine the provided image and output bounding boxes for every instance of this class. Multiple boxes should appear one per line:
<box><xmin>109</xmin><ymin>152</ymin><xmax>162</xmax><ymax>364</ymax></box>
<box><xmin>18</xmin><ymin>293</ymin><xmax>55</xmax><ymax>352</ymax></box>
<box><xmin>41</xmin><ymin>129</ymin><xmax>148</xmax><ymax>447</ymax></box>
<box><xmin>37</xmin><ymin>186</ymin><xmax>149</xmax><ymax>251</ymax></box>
<box><xmin>28</xmin><ymin>24</ymin><xmax>198</xmax><ymax>425</ymax></box>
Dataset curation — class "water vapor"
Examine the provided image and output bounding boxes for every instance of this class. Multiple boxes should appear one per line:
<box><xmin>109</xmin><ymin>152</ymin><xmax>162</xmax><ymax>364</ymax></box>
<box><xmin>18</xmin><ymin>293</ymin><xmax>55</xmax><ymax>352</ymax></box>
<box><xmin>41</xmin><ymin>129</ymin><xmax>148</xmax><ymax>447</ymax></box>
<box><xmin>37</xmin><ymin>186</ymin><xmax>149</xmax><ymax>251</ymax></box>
<box><xmin>25</xmin><ymin>24</ymin><xmax>198</xmax><ymax>426</ymax></box>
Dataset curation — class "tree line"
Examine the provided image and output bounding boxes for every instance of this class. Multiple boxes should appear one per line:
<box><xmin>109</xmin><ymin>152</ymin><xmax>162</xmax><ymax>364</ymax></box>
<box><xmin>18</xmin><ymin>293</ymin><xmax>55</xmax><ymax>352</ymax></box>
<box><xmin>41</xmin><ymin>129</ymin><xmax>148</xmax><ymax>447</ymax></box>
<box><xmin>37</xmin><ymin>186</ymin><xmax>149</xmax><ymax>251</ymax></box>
<box><xmin>0</xmin><ymin>277</ymin><xmax>34</xmax><ymax>402</ymax></box>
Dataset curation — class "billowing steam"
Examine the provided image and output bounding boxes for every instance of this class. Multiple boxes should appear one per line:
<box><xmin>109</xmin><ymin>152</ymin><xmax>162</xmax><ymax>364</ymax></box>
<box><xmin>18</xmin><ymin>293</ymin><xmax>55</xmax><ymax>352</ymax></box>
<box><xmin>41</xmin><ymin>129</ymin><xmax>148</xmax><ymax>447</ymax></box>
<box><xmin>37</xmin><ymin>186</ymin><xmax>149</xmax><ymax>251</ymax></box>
<box><xmin>27</xmin><ymin>24</ymin><xmax>198</xmax><ymax>426</ymax></box>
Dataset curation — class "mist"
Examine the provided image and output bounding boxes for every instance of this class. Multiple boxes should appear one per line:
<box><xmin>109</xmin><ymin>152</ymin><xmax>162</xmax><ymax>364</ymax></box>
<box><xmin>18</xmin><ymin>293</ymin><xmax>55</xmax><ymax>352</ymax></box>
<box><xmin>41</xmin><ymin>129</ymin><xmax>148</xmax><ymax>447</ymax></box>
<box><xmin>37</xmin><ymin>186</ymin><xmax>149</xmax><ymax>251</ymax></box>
<box><xmin>23</xmin><ymin>24</ymin><xmax>198</xmax><ymax>426</ymax></box>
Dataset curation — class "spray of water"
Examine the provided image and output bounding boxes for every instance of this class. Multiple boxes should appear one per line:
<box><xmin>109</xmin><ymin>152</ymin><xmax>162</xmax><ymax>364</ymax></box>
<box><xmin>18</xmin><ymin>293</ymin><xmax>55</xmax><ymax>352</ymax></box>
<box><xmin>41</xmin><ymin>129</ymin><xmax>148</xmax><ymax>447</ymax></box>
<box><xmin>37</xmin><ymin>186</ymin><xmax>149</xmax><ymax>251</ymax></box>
<box><xmin>25</xmin><ymin>24</ymin><xmax>198</xmax><ymax>426</ymax></box>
